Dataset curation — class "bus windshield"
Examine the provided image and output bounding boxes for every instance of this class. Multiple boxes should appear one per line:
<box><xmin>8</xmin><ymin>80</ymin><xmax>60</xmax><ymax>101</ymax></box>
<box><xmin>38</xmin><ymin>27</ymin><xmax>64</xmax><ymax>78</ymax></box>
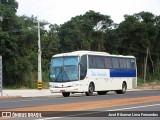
<box><xmin>50</xmin><ymin>56</ymin><xmax>79</xmax><ymax>82</ymax></box>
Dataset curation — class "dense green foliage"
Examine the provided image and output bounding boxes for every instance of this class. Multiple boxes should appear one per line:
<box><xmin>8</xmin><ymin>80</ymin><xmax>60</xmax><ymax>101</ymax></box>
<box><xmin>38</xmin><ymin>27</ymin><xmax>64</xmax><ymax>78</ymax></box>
<box><xmin>0</xmin><ymin>0</ymin><xmax>160</xmax><ymax>88</ymax></box>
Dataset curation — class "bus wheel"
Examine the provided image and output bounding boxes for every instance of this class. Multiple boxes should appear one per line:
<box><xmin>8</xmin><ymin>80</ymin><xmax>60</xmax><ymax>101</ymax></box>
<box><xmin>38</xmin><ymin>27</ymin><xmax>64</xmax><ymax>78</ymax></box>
<box><xmin>116</xmin><ymin>82</ymin><xmax>127</xmax><ymax>94</ymax></box>
<box><xmin>62</xmin><ymin>92</ymin><xmax>70</xmax><ymax>97</ymax></box>
<box><xmin>97</xmin><ymin>91</ymin><xmax>107</xmax><ymax>95</ymax></box>
<box><xmin>85</xmin><ymin>83</ymin><xmax>94</xmax><ymax>96</ymax></box>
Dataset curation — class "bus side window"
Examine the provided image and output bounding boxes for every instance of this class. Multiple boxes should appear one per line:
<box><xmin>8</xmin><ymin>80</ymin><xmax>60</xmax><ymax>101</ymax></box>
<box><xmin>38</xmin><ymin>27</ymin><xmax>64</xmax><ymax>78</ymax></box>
<box><xmin>89</xmin><ymin>56</ymin><xmax>97</xmax><ymax>68</ymax></box>
<box><xmin>131</xmin><ymin>59</ymin><xmax>135</xmax><ymax>69</ymax></box>
<box><xmin>80</xmin><ymin>55</ymin><xmax>87</xmax><ymax>80</ymax></box>
<box><xmin>104</xmin><ymin>57</ymin><xmax>112</xmax><ymax>68</ymax></box>
<box><xmin>126</xmin><ymin>59</ymin><xmax>131</xmax><ymax>69</ymax></box>
<box><xmin>96</xmin><ymin>56</ymin><xmax>105</xmax><ymax>68</ymax></box>
<box><xmin>119</xmin><ymin>58</ymin><xmax>127</xmax><ymax>69</ymax></box>
<box><xmin>112</xmin><ymin>57</ymin><xmax>119</xmax><ymax>69</ymax></box>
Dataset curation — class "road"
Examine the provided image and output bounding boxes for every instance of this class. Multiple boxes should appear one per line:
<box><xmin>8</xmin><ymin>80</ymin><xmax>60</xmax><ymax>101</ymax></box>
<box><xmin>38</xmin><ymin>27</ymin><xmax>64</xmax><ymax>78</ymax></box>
<box><xmin>4</xmin><ymin>101</ymin><xmax>160</xmax><ymax>120</ymax></box>
<box><xmin>37</xmin><ymin>101</ymin><xmax>160</xmax><ymax>120</ymax></box>
<box><xmin>0</xmin><ymin>90</ymin><xmax>160</xmax><ymax>120</ymax></box>
<box><xmin>0</xmin><ymin>90</ymin><xmax>160</xmax><ymax>110</ymax></box>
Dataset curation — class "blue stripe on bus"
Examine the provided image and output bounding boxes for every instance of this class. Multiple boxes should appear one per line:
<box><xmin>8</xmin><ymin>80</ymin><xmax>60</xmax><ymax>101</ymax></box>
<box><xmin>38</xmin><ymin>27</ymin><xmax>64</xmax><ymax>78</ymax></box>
<box><xmin>110</xmin><ymin>69</ymin><xmax>136</xmax><ymax>77</ymax></box>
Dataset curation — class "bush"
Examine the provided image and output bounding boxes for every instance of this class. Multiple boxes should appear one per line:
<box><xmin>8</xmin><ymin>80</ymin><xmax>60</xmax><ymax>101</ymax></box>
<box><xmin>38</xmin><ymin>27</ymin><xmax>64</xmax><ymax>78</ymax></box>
<box><xmin>137</xmin><ymin>77</ymin><xmax>144</xmax><ymax>86</ymax></box>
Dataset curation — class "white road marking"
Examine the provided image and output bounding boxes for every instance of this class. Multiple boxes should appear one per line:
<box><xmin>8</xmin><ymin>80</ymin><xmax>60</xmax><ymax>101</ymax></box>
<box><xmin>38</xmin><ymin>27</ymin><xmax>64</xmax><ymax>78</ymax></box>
<box><xmin>36</xmin><ymin>103</ymin><xmax>160</xmax><ymax>120</ymax></box>
<box><xmin>107</xmin><ymin>103</ymin><xmax>160</xmax><ymax>111</ymax></box>
<box><xmin>37</xmin><ymin>117</ymin><xmax>62</xmax><ymax>120</ymax></box>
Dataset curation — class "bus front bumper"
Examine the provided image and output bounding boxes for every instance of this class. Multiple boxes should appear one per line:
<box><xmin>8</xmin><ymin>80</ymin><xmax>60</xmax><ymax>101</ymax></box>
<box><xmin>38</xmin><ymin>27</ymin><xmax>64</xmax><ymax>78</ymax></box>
<box><xmin>50</xmin><ymin>86</ymin><xmax>80</xmax><ymax>93</ymax></box>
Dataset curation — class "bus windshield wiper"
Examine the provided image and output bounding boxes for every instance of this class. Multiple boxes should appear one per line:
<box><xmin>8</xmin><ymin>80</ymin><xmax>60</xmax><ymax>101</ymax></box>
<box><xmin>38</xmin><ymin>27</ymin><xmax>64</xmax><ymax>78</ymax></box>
<box><xmin>63</xmin><ymin>69</ymin><xmax>69</xmax><ymax>80</ymax></box>
<box><xmin>55</xmin><ymin>67</ymin><xmax>62</xmax><ymax>82</ymax></box>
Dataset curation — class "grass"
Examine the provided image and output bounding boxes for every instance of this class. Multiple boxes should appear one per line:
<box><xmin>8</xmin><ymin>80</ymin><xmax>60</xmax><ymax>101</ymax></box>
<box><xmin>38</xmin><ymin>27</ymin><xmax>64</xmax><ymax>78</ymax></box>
<box><xmin>137</xmin><ymin>77</ymin><xmax>144</xmax><ymax>86</ymax></box>
<box><xmin>137</xmin><ymin>77</ymin><xmax>160</xmax><ymax>88</ymax></box>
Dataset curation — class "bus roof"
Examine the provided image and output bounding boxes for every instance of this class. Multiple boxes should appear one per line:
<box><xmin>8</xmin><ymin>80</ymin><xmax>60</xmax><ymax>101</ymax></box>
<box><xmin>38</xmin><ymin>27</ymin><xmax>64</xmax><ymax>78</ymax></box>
<box><xmin>52</xmin><ymin>50</ymin><xmax>135</xmax><ymax>58</ymax></box>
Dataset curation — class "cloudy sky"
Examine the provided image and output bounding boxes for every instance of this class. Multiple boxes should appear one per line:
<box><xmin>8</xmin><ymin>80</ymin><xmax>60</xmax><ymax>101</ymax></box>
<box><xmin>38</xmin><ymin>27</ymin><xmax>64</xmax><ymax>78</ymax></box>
<box><xmin>16</xmin><ymin>0</ymin><xmax>160</xmax><ymax>25</ymax></box>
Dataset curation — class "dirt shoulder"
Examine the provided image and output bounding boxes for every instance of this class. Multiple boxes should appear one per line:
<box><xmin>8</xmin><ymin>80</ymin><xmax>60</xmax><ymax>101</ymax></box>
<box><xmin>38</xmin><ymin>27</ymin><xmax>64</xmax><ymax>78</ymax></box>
<box><xmin>137</xmin><ymin>82</ymin><xmax>160</xmax><ymax>90</ymax></box>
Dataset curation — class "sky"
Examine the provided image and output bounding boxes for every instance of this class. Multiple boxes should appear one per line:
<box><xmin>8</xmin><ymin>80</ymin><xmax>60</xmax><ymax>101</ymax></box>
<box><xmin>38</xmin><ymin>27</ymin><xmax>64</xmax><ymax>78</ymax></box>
<box><xmin>16</xmin><ymin>0</ymin><xmax>160</xmax><ymax>25</ymax></box>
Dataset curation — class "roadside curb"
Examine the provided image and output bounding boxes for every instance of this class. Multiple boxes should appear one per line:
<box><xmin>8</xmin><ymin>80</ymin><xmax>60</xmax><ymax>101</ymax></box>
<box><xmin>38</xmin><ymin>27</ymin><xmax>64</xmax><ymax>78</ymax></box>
<box><xmin>0</xmin><ymin>96</ymin><xmax>21</xmax><ymax>99</ymax></box>
<box><xmin>127</xmin><ymin>88</ymin><xmax>160</xmax><ymax>91</ymax></box>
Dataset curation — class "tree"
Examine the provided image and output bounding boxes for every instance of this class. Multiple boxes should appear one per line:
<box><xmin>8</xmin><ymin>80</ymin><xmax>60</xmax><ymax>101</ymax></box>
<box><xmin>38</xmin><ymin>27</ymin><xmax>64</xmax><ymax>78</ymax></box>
<box><xmin>117</xmin><ymin>12</ymin><xmax>159</xmax><ymax>83</ymax></box>
<box><xmin>41</xmin><ymin>24</ymin><xmax>60</xmax><ymax>70</ymax></box>
<box><xmin>1</xmin><ymin>0</ymin><xmax>160</xmax><ymax>87</ymax></box>
<box><xmin>0</xmin><ymin>0</ymin><xmax>20</xmax><ymax>86</ymax></box>
<box><xmin>58</xmin><ymin>10</ymin><xmax>113</xmax><ymax>52</ymax></box>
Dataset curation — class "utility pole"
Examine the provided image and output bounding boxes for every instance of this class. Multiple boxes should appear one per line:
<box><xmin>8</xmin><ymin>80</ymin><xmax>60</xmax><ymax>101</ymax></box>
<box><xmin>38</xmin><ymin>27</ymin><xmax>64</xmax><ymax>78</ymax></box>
<box><xmin>37</xmin><ymin>21</ymin><xmax>42</xmax><ymax>90</ymax></box>
<box><xmin>0</xmin><ymin>16</ymin><xmax>3</xmax><ymax>22</ymax></box>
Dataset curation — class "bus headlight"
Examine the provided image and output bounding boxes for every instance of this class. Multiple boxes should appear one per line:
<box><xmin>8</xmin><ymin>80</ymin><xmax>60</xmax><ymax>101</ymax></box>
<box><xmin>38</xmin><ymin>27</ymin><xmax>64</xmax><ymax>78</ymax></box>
<box><xmin>72</xmin><ymin>82</ymin><xmax>79</xmax><ymax>87</ymax></box>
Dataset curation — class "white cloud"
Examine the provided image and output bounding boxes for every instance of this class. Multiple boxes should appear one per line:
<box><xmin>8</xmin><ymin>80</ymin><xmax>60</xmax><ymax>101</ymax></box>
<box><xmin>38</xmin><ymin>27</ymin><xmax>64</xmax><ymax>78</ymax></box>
<box><xmin>16</xmin><ymin>0</ymin><xmax>160</xmax><ymax>25</ymax></box>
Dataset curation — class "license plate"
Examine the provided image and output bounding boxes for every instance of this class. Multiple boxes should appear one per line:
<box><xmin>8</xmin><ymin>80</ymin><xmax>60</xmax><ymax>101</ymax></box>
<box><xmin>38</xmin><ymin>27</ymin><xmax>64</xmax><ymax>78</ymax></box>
<box><xmin>60</xmin><ymin>90</ymin><xmax>65</xmax><ymax>92</ymax></box>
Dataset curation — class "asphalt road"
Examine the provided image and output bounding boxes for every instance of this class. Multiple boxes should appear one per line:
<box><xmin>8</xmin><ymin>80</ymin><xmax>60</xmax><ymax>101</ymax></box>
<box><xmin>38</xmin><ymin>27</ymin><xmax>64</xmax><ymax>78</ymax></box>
<box><xmin>0</xmin><ymin>90</ymin><xmax>160</xmax><ymax>120</ymax></box>
<box><xmin>38</xmin><ymin>101</ymin><xmax>160</xmax><ymax>120</ymax></box>
<box><xmin>6</xmin><ymin>101</ymin><xmax>160</xmax><ymax>120</ymax></box>
<box><xmin>0</xmin><ymin>90</ymin><xmax>160</xmax><ymax>110</ymax></box>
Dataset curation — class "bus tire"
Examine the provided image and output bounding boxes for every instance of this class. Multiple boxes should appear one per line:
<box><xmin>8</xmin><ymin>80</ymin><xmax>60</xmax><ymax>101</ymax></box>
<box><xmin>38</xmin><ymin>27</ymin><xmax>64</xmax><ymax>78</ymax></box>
<box><xmin>62</xmin><ymin>92</ymin><xmax>70</xmax><ymax>97</ymax></box>
<box><xmin>85</xmin><ymin>83</ymin><xmax>94</xmax><ymax>96</ymax></box>
<box><xmin>116</xmin><ymin>82</ymin><xmax>127</xmax><ymax>94</ymax></box>
<box><xmin>97</xmin><ymin>91</ymin><xmax>107</xmax><ymax>95</ymax></box>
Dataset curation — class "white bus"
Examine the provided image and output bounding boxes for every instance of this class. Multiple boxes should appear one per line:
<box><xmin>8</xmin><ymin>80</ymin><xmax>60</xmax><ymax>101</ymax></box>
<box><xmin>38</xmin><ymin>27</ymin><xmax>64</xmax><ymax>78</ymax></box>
<box><xmin>49</xmin><ymin>51</ymin><xmax>137</xmax><ymax>97</ymax></box>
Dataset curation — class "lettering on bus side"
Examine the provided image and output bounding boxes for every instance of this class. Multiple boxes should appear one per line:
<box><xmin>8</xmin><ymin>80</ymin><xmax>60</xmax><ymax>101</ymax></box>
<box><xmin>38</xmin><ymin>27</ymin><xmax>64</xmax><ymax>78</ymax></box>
<box><xmin>87</xmin><ymin>69</ymin><xmax>110</xmax><ymax>78</ymax></box>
